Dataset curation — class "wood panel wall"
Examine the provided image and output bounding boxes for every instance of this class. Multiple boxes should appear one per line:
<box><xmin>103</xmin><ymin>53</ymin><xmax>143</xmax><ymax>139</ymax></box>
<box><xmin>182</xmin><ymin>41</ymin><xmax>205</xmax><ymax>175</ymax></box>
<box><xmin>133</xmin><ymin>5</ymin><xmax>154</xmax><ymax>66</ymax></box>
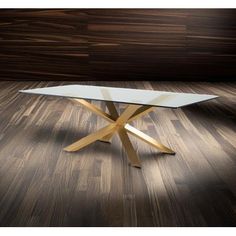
<box><xmin>0</xmin><ymin>9</ymin><xmax>236</xmax><ymax>81</ymax></box>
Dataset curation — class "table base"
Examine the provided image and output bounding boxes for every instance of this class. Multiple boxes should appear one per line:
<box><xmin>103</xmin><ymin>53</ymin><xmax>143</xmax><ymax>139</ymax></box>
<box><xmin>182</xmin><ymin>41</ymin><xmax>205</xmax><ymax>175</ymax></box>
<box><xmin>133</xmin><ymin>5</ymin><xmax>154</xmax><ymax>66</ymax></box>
<box><xmin>64</xmin><ymin>99</ymin><xmax>175</xmax><ymax>168</ymax></box>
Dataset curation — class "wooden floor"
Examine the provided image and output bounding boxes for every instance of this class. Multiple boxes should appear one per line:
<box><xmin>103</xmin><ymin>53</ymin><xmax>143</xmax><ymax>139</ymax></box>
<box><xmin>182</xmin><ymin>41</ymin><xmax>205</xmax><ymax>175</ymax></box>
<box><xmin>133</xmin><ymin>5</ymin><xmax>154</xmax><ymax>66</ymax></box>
<box><xmin>0</xmin><ymin>81</ymin><xmax>236</xmax><ymax>226</ymax></box>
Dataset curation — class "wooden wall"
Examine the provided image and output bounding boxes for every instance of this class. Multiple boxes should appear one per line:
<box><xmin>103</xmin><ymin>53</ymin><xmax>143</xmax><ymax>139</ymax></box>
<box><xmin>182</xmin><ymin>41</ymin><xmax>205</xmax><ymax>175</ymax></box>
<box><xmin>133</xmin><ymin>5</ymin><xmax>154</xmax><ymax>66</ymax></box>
<box><xmin>0</xmin><ymin>9</ymin><xmax>236</xmax><ymax>81</ymax></box>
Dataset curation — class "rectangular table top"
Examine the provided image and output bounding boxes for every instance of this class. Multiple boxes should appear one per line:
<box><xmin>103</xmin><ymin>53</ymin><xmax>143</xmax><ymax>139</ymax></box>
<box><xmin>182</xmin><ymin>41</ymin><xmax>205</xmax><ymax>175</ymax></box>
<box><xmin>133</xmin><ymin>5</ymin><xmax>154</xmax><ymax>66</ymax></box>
<box><xmin>19</xmin><ymin>84</ymin><xmax>218</xmax><ymax>108</ymax></box>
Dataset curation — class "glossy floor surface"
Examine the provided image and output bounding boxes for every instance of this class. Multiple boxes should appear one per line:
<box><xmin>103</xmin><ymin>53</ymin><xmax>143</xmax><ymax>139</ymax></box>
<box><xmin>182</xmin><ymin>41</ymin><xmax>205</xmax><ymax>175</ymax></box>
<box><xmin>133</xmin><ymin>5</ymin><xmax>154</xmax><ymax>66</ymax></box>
<box><xmin>0</xmin><ymin>81</ymin><xmax>235</xmax><ymax>226</ymax></box>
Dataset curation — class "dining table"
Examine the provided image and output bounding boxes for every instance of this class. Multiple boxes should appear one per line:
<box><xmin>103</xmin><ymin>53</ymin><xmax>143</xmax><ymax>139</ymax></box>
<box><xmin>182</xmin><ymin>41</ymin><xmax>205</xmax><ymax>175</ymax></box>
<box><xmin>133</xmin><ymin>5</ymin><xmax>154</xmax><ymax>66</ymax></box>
<box><xmin>20</xmin><ymin>84</ymin><xmax>218</xmax><ymax>168</ymax></box>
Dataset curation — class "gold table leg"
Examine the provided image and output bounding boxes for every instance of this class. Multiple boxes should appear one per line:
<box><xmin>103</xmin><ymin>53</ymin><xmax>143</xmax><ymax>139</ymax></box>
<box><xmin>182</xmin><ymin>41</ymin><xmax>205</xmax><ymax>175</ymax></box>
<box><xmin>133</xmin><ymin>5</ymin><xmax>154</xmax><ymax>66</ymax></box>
<box><xmin>65</xmin><ymin>98</ymin><xmax>175</xmax><ymax>168</ymax></box>
<box><xmin>125</xmin><ymin>124</ymin><xmax>175</xmax><ymax>154</ymax></box>
<box><xmin>99</xmin><ymin>132</ymin><xmax>114</xmax><ymax>143</ymax></box>
<box><xmin>118</xmin><ymin>127</ymin><xmax>141</xmax><ymax>168</ymax></box>
<box><xmin>63</xmin><ymin>123</ymin><xmax>117</xmax><ymax>152</ymax></box>
<box><xmin>98</xmin><ymin>101</ymin><xmax>119</xmax><ymax>143</ymax></box>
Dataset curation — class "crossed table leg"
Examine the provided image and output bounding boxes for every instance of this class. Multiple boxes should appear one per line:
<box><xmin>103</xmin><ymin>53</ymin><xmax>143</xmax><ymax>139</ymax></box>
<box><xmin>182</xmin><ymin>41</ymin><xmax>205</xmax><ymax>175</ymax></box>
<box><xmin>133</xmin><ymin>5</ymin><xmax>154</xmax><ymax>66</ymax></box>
<box><xmin>64</xmin><ymin>99</ymin><xmax>175</xmax><ymax>168</ymax></box>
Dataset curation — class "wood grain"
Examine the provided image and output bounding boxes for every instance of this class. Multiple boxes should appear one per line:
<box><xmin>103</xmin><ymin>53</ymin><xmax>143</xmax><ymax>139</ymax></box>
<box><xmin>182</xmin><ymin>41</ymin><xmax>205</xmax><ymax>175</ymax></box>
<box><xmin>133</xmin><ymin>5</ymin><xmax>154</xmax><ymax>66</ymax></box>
<box><xmin>0</xmin><ymin>81</ymin><xmax>236</xmax><ymax>226</ymax></box>
<box><xmin>0</xmin><ymin>9</ymin><xmax>236</xmax><ymax>81</ymax></box>
<box><xmin>0</xmin><ymin>10</ymin><xmax>88</xmax><ymax>81</ymax></box>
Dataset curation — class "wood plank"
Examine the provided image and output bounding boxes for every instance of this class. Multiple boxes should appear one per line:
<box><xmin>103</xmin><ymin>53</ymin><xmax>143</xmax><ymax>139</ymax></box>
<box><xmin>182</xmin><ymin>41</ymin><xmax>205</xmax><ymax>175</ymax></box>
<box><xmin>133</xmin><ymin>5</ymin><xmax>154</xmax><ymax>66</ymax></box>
<box><xmin>0</xmin><ymin>9</ymin><xmax>236</xmax><ymax>81</ymax></box>
<box><xmin>0</xmin><ymin>81</ymin><xmax>236</xmax><ymax>226</ymax></box>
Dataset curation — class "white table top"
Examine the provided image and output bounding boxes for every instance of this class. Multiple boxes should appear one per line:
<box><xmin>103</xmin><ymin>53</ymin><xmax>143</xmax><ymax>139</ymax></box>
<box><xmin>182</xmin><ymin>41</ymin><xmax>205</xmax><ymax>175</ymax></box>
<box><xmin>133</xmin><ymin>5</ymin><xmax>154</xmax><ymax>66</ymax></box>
<box><xmin>19</xmin><ymin>85</ymin><xmax>218</xmax><ymax>108</ymax></box>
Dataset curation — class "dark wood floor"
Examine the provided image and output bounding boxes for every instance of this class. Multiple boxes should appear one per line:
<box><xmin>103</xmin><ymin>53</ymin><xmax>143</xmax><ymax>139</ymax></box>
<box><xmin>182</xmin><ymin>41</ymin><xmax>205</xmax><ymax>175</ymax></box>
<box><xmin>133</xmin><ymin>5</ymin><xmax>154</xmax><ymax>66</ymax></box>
<box><xmin>0</xmin><ymin>81</ymin><xmax>236</xmax><ymax>226</ymax></box>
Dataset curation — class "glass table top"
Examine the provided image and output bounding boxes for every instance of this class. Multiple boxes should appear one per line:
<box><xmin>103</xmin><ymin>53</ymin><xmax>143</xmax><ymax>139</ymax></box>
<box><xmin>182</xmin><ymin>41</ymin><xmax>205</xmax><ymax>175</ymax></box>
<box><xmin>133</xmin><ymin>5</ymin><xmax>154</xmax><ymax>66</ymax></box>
<box><xmin>19</xmin><ymin>85</ymin><xmax>218</xmax><ymax>108</ymax></box>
